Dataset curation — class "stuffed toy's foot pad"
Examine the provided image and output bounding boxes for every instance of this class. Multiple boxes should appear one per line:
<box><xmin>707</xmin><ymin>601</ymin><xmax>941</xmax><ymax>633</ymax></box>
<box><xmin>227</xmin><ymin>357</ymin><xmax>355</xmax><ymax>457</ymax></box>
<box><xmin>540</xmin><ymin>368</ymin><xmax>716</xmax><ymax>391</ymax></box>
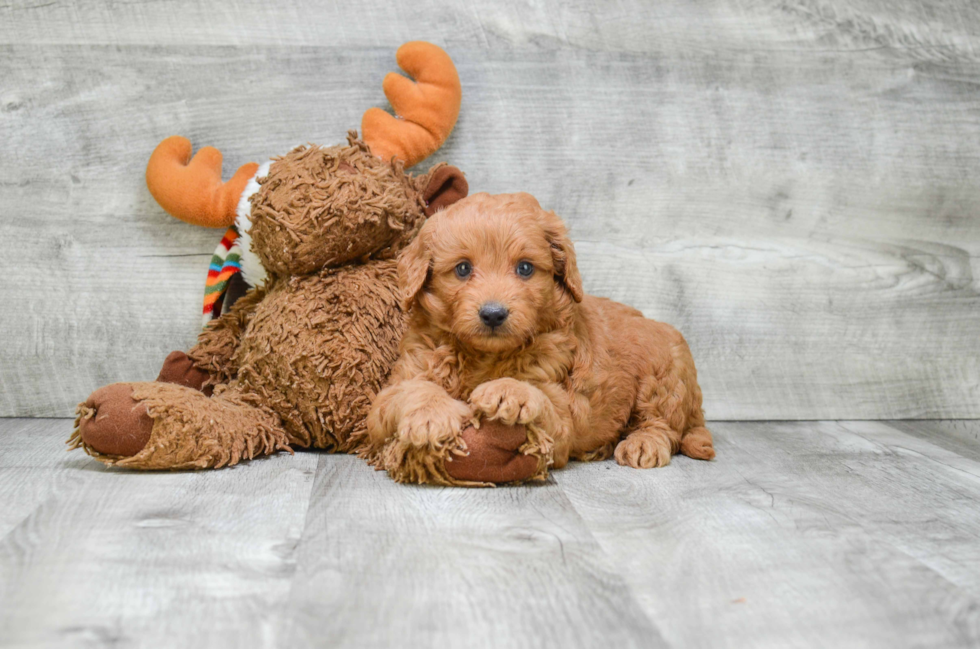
<box><xmin>78</xmin><ymin>384</ymin><xmax>153</xmax><ymax>457</ymax></box>
<box><xmin>445</xmin><ymin>420</ymin><xmax>539</xmax><ymax>484</ymax></box>
<box><xmin>157</xmin><ymin>350</ymin><xmax>212</xmax><ymax>394</ymax></box>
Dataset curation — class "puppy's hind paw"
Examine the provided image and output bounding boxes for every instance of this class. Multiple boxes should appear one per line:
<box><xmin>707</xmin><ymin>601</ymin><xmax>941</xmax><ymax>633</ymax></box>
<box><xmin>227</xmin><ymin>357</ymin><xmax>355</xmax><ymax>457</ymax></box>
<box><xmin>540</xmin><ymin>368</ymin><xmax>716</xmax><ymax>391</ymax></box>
<box><xmin>615</xmin><ymin>430</ymin><xmax>673</xmax><ymax>469</ymax></box>
<box><xmin>680</xmin><ymin>426</ymin><xmax>716</xmax><ymax>461</ymax></box>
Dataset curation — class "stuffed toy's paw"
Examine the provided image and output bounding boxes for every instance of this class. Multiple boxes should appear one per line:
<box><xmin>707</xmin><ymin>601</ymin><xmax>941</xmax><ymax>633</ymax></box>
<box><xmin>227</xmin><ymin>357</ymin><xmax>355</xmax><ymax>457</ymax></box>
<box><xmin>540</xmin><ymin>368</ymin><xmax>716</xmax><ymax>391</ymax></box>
<box><xmin>74</xmin><ymin>383</ymin><xmax>153</xmax><ymax>458</ymax></box>
<box><xmin>156</xmin><ymin>351</ymin><xmax>212</xmax><ymax>394</ymax></box>
<box><xmin>444</xmin><ymin>419</ymin><xmax>540</xmax><ymax>484</ymax></box>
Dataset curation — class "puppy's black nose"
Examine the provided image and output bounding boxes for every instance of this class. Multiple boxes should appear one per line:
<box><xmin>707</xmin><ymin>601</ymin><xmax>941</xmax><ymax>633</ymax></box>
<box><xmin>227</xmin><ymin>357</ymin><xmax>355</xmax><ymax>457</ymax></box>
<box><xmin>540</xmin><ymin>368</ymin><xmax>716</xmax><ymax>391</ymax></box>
<box><xmin>479</xmin><ymin>302</ymin><xmax>509</xmax><ymax>329</ymax></box>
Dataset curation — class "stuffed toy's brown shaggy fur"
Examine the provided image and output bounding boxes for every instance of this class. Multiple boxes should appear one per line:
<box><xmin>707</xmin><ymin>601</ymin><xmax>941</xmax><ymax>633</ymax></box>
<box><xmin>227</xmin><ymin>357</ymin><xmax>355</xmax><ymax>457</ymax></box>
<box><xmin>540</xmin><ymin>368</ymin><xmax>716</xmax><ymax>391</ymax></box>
<box><xmin>364</xmin><ymin>192</ymin><xmax>716</xmax><ymax>485</ymax></box>
<box><xmin>70</xmin><ymin>136</ymin><xmax>470</xmax><ymax>469</ymax></box>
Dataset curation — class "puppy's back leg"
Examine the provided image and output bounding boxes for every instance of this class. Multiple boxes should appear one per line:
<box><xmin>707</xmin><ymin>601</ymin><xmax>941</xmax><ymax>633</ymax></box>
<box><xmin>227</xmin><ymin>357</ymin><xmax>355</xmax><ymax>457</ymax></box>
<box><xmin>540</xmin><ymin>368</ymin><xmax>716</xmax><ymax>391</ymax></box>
<box><xmin>616</xmin><ymin>358</ymin><xmax>715</xmax><ymax>468</ymax></box>
<box><xmin>616</xmin><ymin>414</ymin><xmax>714</xmax><ymax>468</ymax></box>
<box><xmin>680</xmin><ymin>426</ymin><xmax>715</xmax><ymax>461</ymax></box>
<box><xmin>677</xmin><ymin>386</ymin><xmax>715</xmax><ymax>461</ymax></box>
<box><xmin>616</xmin><ymin>370</ymin><xmax>686</xmax><ymax>468</ymax></box>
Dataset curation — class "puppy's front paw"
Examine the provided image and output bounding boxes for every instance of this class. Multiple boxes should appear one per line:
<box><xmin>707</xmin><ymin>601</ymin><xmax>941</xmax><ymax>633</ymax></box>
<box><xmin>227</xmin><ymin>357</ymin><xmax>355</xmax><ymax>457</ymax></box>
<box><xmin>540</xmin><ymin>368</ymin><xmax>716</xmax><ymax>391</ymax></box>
<box><xmin>469</xmin><ymin>378</ymin><xmax>547</xmax><ymax>426</ymax></box>
<box><xmin>398</xmin><ymin>399</ymin><xmax>473</xmax><ymax>450</ymax></box>
<box><xmin>379</xmin><ymin>398</ymin><xmax>475</xmax><ymax>485</ymax></box>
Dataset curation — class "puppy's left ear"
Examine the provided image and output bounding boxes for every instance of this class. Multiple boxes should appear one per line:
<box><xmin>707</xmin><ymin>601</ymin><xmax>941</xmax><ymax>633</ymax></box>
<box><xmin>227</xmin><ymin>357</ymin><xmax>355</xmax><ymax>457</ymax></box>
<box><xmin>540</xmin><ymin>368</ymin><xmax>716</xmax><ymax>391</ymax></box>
<box><xmin>544</xmin><ymin>212</ymin><xmax>584</xmax><ymax>303</ymax></box>
<box><xmin>422</xmin><ymin>165</ymin><xmax>468</xmax><ymax>216</ymax></box>
<box><xmin>397</xmin><ymin>228</ymin><xmax>432</xmax><ymax>310</ymax></box>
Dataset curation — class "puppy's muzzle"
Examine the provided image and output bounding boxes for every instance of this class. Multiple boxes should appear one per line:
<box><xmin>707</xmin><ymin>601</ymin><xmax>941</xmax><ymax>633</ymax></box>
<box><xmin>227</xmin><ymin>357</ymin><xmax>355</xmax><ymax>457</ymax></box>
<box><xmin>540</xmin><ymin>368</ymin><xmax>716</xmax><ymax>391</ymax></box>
<box><xmin>478</xmin><ymin>302</ymin><xmax>509</xmax><ymax>329</ymax></box>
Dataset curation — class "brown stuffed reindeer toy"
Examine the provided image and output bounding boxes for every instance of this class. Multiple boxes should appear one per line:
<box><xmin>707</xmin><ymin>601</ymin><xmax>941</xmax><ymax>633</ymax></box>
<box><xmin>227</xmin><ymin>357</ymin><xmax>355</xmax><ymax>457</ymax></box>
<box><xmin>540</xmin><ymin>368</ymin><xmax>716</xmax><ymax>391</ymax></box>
<box><xmin>69</xmin><ymin>42</ymin><xmax>536</xmax><ymax>485</ymax></box>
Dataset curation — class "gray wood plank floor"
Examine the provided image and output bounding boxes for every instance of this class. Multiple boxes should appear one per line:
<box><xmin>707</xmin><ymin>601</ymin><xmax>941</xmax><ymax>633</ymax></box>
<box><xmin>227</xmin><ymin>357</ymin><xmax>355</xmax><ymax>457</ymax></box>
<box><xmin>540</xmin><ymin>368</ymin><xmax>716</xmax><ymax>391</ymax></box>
<box><xmin>2</xmin><ymin>418</ymin><xmax>979</xmax><ymax>648</ymax></box>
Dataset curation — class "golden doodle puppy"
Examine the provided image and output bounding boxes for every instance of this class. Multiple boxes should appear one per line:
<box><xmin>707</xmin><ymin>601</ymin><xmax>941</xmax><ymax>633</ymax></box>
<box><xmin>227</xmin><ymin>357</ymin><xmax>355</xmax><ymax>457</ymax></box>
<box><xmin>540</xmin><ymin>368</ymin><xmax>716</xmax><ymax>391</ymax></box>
<box><xmin>364</xmin><ymin>192</ymin><xmax>715</xmax><ymax>485</ymax></box>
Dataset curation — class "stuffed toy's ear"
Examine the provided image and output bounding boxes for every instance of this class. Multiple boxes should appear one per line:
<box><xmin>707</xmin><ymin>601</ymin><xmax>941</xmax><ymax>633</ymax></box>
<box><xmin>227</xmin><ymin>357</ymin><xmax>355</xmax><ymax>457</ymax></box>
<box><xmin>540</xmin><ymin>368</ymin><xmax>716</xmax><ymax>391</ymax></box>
<box><xmin>362</xmin><ymin>42</ymin><xmax>462</xmax><ymax>168</ymax></box>
<box><xmin>543</xmin><ymin>212</ymin><xmax>584</xmax><ymax>303</ymax></box>
<box><xmin>423</xmin><ymin>166</ymin><xmax>468</xmax><ymax>216</ymax></box>
<box><xmin>397</xmin><ymin>230</ymin><xmax>432</xmax><ymax>311</ymax></box>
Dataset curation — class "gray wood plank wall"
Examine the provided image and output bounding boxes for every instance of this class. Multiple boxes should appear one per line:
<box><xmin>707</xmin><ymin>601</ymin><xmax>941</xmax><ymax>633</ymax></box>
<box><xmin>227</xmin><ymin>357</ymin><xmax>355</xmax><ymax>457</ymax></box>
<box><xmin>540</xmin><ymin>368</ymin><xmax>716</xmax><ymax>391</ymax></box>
<box><xmin>1</xmin><ymin>1</ymin><xmax>979</xmax><ymax>418</ymax></box>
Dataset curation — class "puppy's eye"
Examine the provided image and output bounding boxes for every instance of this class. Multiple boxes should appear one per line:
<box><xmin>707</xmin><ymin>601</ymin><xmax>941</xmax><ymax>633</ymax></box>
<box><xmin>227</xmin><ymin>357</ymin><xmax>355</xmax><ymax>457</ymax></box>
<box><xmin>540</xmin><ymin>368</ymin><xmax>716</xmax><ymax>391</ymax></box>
<box><xmin>516</xmin><ymin>260</ymin><xmax>535</xmax><ymax>278</ymax></box>
<box><xmin>454</xmin><ymin>261</ymin><xmax>473</xmax><ymax>279</ymax></box>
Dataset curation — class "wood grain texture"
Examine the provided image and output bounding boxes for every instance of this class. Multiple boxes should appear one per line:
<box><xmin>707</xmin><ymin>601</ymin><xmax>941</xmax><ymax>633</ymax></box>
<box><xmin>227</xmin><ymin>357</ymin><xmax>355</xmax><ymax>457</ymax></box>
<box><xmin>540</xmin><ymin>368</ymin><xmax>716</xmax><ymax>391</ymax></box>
<box><xmin>556</xmin><ymin>420</ymin><xmax>980</xmax><ymax>648</ymax></box>
<box><xmin>888</xmin><ymin>419</ymin><xmax>980</xmax><ymax>462</ymax></box>
<box><xmin>1</xmin><ymin>1</ymin><xmax>979</xmax><ymax>418</ymax></box>
<box><xmin>0</xmin><ymin>418</ymin><xmax>319</xmax><ymax>647</ymax></box>
<box><xmin>3</xmin><ymin>418</ymin><xmax>980</xmax><ymax>647</ymax></box>
<box><xmin>1</xmin><ymin>0</ymin><xmax>979</xmax><ymax>57</ymax></box>
<box><xmin>280</xmin><ymin>455</ymin><xmax>665</xmax><ymax>649</ymax></box>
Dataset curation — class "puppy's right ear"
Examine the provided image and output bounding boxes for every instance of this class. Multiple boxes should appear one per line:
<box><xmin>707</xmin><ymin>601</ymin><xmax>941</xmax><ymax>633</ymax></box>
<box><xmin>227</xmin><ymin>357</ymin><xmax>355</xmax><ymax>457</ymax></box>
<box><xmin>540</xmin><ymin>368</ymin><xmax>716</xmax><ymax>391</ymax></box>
<box><xmin>397</xmin><ymin>229</ymin><xmax>431</xmax><ymax>310</ymax></box>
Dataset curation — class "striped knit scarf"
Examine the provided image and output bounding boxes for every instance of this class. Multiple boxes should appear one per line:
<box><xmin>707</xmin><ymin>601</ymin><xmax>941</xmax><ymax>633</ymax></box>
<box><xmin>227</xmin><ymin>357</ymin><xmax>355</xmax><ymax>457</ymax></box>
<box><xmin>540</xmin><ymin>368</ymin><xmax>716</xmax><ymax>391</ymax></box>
<box><xmin>202</xmin><ymin>225</ymin><xmax>243</xmax><ymax>327</ymax></box>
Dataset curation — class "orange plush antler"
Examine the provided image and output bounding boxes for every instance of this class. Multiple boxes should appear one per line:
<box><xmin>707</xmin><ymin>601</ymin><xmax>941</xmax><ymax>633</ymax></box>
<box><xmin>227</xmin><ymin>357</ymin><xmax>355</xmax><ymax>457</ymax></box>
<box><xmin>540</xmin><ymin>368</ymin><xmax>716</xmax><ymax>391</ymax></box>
<box><xmin>145</xmin><ymin>136</ymin><xmax>259</xmax><ymax>228</ymax></box>
<box><xmin>362</xmin><ymin>41</ymin><xmax>462</xmax><ymax>168</ymax></box>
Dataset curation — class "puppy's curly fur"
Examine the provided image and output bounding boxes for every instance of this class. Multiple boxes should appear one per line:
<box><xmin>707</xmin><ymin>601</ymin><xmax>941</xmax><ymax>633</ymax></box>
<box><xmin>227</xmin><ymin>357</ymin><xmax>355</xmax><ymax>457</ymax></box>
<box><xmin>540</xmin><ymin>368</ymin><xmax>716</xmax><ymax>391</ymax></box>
<box><xmin>366</xmin><ymin>192</ymin><xmax>715</xmax><ymax>483</ymax></box>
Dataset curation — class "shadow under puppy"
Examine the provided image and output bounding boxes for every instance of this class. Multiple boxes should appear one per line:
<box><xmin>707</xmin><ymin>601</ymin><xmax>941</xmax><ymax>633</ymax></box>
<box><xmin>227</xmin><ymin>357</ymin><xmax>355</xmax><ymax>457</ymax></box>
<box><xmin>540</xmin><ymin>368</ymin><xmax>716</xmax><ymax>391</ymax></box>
<box><xmin>364</xmin><ymin>192</ymin><xmax>715</xmax><ymax>485</ymax></box>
